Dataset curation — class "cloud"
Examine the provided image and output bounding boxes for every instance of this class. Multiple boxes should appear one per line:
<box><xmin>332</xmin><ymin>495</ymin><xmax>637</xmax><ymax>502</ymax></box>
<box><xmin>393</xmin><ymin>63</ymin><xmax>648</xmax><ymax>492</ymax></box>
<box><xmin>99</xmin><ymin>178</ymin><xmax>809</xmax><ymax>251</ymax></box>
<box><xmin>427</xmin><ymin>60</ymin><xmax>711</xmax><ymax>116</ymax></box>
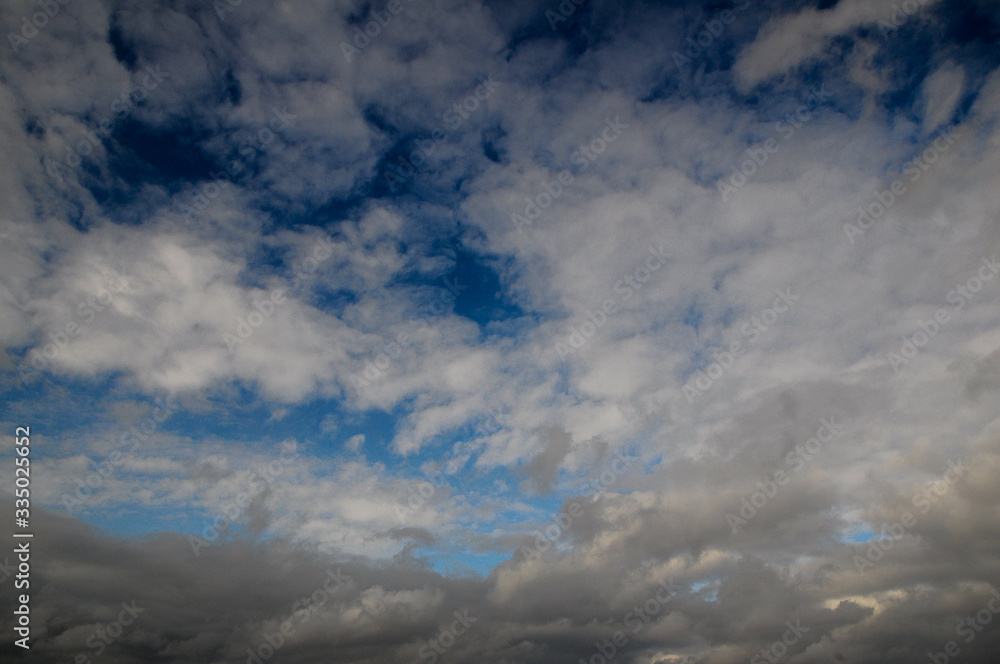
<box><xmin>518</xmin><ymin>425</ymin><xmax>573</xmax><ymax>494</ymax></box>
<box><xmin>922</xmin><ymin>60</ymin><xmax>966</xmax><ymax>133</ymax></box>
<box><xmin>733</xmin><ymin>0</ymin><xmax>943</xmax><ymax>90</ymax></box>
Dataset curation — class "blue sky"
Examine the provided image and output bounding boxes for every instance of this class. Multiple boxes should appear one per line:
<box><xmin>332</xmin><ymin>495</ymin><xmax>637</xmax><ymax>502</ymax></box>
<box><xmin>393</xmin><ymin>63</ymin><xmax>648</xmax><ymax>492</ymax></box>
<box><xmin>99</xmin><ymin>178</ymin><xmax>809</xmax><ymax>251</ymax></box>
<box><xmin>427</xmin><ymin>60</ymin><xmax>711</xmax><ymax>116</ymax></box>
<box><xmin>2</xmin><ymin>0</ymin><xmax>1000</xmax><ymax>662</ymax></box>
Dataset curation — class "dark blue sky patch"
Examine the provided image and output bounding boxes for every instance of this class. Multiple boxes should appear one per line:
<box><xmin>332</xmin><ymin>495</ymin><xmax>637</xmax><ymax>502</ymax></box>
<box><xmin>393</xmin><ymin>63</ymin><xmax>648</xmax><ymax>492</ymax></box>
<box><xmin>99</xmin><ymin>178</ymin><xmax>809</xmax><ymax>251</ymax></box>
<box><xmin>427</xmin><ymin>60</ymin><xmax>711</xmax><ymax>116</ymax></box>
<box><xmin>501</xmin><ymin>0</ymin><xmax>602</xmax><ymax>65</ymax></box>
<box><xmin>345</xmin><ymin>2</ymin><xmax>387</xmax><ymax>27</ymax></box>
<box><xmin>233</xmin><ymin>241</ymin><xmax>288</xmax><ymax>289</ymax></box>
<box><xmin>222</xmin><ymin>67</ymin><xmax>242</xmax><ymax>106</ymax></box>
<box><xmin>108</xmin><ymin>19</ymin><xmax>139</xmax><ymax>71</ymax></box>
<box><xmin>25</xmin><ymin>116</ymin><xmax>44</xmax><ymax>139</ymax></box>
<box><xmin>481</xmin><ymin>124</ymin><xmax>508</xmax><ymax>164</ymax></box>
<box><xmin>304</xmin><ymin>287</ymin><xmax>358</xmax><ymax>318</ymax></box>
<box><xmin>85</xmin><ymin>159</ymin><xmax>178</xmax><ymax>222</ymax></box>
<box><xmin>362</xmin><ymin>103</ymin><xmax>400</xmax><ymax>137</ymax></box>
<box><xmin>256</xmin><ymin>194</ymin><xmax>369</xmax><ymax>235</ymax></box>
<box><xmin>313</xmin><ymin>193</ymin><xmax>370</xmax><ymax>223</ymax></box>
<box><xmin>62</xmin><ymin>200</ymin><xmax>87</xmax><ymax>231</ymax></box>
<box><xmin>106</xmin><ymin>118</ymin><xmax>221</xmax><ymax>189</ymax></box>
<box><xmin>371</xmin><ymin>136</ymin><xmax>431</xmax><ymax>198</ymax></box>
<box><xmin>941</xmin><ymin>0</ymin><xmax>1000</xmax><ymax>46</ymax></box>
<box><xmin>951</xmin><ymin>89</ymin><xmax>978</xmax><ymax>127</ymax></box>
<box><xmin>640</xmin><ymin>77</ymin><xmax>682</xmax><ymax>104</ymax></box>
<box><xmin>561</xmin><ymin>19</ymin><xmax>599</xmax><ymax>61</ymax></box>
<box><xmin>396</xmin><ymin>39</ymin><xmax>432</xmax><ymax>64</ymax></box>
<box><xmin>874</xmin><ymin>40</ymin><xmax>934</xmax><ymax>121</ymax></box>
<box><xmin>502</xmin><ymin>21</ymin><xmax>565</xmax><ymax>61</ymax></box>
<box><xmin>446</xmin><ymin>249</ymin><xmax>525</xmax><ymax>326</ymax></box>
<box><xmin>80</xmin><ymin>157</ymin><xmax>120</xmax><ymax>205</ymax></box>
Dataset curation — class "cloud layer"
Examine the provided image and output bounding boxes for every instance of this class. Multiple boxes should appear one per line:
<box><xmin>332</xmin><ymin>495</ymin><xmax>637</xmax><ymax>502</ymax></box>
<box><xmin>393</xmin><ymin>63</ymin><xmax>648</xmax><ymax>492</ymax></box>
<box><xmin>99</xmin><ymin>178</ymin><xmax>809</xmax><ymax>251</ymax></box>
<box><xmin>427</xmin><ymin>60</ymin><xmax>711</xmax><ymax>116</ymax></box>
<box><xmin>1</xmin><ymin>0</ymin><xmax>1000</xmax><ymax>662</ymax></box>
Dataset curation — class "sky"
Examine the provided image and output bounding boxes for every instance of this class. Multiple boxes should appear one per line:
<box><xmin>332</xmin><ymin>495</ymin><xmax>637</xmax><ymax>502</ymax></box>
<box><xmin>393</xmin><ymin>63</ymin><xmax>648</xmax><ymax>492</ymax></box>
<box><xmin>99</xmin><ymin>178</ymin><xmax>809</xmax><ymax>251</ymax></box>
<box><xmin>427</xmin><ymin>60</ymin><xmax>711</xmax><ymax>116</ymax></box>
<box><xmin>1</xmin><ymin>0</ymin><xmax>1000</xmax><ymax>662</ymax></box>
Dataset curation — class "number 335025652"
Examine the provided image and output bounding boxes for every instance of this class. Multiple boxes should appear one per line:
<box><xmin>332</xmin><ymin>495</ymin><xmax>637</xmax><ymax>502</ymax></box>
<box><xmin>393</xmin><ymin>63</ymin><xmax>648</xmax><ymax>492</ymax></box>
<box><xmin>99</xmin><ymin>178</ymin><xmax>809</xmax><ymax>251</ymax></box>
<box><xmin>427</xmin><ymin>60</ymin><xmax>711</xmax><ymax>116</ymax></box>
<box><xmin>15</xmin><ymin>426</ymin><xmax>30</xmax><ymax>496</ymax></box>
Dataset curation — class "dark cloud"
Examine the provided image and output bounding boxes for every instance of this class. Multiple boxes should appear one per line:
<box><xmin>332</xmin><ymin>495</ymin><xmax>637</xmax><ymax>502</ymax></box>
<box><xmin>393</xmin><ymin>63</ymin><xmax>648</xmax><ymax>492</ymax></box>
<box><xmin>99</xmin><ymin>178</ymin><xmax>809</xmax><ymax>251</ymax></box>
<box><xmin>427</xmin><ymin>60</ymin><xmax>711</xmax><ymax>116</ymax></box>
<box><xmin>519</xmin><ymin>425</ymin><xmax>573</xmax><ymax>494</ymax></box>
<box><xmin>4</xmin><ymin>500</ymin><xmax>1000</xmax><ymax>663</ymax></box>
